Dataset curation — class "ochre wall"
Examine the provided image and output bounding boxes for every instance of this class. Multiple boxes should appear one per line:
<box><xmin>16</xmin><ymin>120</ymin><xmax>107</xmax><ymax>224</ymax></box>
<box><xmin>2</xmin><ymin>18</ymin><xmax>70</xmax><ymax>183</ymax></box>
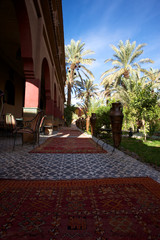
<box><xmin>0</xmin><ymin>0</ymin><xmax>66</xmax><ymax>125</ymax></box>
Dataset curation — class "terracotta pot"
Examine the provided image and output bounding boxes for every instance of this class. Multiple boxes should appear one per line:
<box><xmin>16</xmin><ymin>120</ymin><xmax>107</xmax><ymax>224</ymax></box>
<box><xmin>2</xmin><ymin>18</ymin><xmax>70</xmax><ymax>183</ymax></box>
<box><xmin>79</xmin><ymin>118</ymin><xmax>82</xmax><ymax>129</ymax></box>
<box><xmin>110</xmin><ymin>102</ymin><xmax>123</xmax><ymax>148</ymax></box>
<box><xmin>86</xmin><ymin>116</ymin><xmax>90</xmax><ymax>132</ymax></box>
<box><xmin>76</xmin><ymin>118</ymin><xmax>80</xmax><ymax>128</ymax></box>
<box><xmin>90</xmin><ymin>113</ymin><xmax>96</xmax><ymax>136</ymax></box>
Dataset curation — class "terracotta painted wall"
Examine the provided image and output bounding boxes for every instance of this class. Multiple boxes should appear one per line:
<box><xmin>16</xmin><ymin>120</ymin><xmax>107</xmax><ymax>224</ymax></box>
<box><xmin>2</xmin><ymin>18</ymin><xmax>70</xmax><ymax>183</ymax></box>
<box><xmin>0</xmin><ymin>0</ymin><xmax>65</xmax><ymax>123</ymax></box>
<box><xmin>25</xmin><ymin>0</ymin><xmax>64</xmax><ymax>116</ymax></box>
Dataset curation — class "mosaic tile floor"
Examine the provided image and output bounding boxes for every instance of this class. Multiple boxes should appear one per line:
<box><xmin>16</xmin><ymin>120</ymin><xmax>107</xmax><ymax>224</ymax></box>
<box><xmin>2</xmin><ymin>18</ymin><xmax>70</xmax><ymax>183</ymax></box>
<box><xmin>0</xmin><ymin>128</ymin><xmax>160</xmax><ymax>183</ymax></box>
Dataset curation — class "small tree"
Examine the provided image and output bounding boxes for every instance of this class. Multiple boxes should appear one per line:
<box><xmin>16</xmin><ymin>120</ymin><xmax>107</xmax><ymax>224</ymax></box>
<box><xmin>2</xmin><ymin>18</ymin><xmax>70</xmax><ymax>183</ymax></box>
<box><xmin>111</xmin><ymin>73</ymin><xmax>160</xmax><ymax>136</ymax></box>
<box><xmin>64</xmin><ymin>105</ymin><xmax>76</xmax><ymax>127</ymax></box>
<box><xmin>87</xmin><ymin>98</ymin><xmax>116</xmax><ymax>136</ymax></box>
<box><xmin>76</xmin><ymin>79</ymin><xmax>98</xmax><ymax>117</ymax></box>
<box><xmin>130</xmin><ymin>83</ymin><xmax>159</xmax><ymax>140</ymax></box>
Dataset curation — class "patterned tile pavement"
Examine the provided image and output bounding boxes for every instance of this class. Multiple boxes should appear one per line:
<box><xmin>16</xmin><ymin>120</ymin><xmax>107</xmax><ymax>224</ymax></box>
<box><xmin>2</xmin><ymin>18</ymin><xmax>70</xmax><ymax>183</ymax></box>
<box><xmin>0</xmin><ymin>127</ymin><xmax>160</xmax><ymax>183</ymax></box>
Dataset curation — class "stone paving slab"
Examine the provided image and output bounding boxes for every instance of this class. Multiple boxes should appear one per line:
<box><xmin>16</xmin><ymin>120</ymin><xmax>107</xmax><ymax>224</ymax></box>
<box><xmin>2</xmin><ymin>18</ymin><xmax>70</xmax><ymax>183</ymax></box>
<box><xmin>0</xmin><ymin>130</ymin><xmax>160</xmax><ymax>183</ymax></box>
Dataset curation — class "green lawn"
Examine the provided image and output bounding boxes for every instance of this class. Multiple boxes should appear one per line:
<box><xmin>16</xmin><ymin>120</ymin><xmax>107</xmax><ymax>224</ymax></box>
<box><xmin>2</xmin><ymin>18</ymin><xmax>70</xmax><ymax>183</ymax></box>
<box><xmin>97</xmin><ymin>133</ymin><xmax>160</xmax><ymax>167</ymax></box>
<box><xmin>120</xmin><ymin>137</ymin><xmax>160</xmax><ymax>166</ymax></box>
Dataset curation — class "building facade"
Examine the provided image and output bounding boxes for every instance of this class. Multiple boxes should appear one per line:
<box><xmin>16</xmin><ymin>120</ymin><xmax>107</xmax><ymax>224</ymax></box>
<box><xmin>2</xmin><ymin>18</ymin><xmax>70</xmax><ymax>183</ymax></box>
<box><xmin>0</xmin><ymin>0</ymin><xmax>66</xmax><ymax>128</ymax></box>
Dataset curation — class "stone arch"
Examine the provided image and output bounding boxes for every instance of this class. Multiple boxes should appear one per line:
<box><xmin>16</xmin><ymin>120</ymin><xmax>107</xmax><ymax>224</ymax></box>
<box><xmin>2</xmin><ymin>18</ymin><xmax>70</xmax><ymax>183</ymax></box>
<box><xmin>13</xmin><ymin>0</ymin><xmax>32</xmax><ymax>59</ymax></box>
<box><xmin>13</xmin><ymin>0</ymin><xmax>39</xmax><ymax>108</ymax></box>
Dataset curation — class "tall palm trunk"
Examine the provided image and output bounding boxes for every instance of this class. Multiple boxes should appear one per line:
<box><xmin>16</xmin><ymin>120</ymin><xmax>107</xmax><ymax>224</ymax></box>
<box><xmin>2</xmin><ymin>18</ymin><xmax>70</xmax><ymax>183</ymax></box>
<box><xmin>67</xmin><ymin>82</ymin><xmax>72</xmax><ymax>106</ymax></box>
<box><xmin>67</xmin><ymin>63</ymin><xmax>75</xmax><ymax>106</ymax></box>
<box><xmin>123</xmin><ymin>69</ymin><xmax>130</xmax><ymax>78</ymax></box>
<box><xmin>142</xmin><ymin>118</ymin><xmax>147</xmax><ymax>141</ymax></box>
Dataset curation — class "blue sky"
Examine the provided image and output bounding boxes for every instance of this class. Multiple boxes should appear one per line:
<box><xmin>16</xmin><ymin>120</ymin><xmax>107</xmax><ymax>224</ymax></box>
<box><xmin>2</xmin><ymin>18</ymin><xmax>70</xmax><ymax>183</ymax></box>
<box><xmin>62</xmin><ymin>0</ymin><xmax>160</xmax><ymax>103</ymax></box>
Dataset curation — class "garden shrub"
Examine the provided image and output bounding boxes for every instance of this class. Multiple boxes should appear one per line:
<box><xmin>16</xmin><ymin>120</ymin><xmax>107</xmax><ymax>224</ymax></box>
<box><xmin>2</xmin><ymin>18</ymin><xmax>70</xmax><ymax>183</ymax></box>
<box><xmin>93</xmin><ymin>105</ymin><xmax>112</xmax><ymax>136</ymax></box>
<box><xmin>64</xmin><ymin>105</ymin><xmax>76</xmax><ymax>126</ymax></box>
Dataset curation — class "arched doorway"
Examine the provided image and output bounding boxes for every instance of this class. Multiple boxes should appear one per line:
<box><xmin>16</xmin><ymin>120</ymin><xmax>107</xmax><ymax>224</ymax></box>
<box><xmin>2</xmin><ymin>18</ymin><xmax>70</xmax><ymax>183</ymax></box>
<box><xmin>14</xmin><ymin>0</ymin><xmax>39</xmax><ymax>111</ymax></box>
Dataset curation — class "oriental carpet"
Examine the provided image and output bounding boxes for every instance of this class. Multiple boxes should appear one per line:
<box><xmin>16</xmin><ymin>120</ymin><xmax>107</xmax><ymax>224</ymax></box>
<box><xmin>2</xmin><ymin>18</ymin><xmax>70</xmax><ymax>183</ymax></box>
<box><xmin>30</xmin><ymin>137</ymin><xmax>106</xmax><ymax>153</ymax></box>
<box><xmin>0</xmin><ymin>177</ymin><xmax>160</xmax><ymax>240</ymax></box>
<box><xmin>56</xmin><ymin>129</ymin><xmax>85</xmax><ymax>137</ymax></box>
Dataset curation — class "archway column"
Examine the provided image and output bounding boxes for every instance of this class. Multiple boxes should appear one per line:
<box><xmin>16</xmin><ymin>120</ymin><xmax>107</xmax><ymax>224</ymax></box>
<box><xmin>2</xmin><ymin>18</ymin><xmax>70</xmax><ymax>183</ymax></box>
<box><xmin>45</xmin><ymin>89</ymin><xmax>53</xmax><ymax>115</ymax></box>
<box><xmin>23</xmin><ymin>58</ymin><xmax>40</xmax><ymax>117</ymax></box>
<box><xmin>22</xmin><ymin>59</ymin><xmax>41</xmax><ymax>142</ymax></box>
<box><xmin>14</xmin><ymin>1</ymin><xmax>40</xmax><ymax>117</ymax></box>
<box><xmin>24</xmin><ymin>81</ymin><xmax>39</xmax><ymax>108</ymax></box>
<box><xmin>23</xmin><ymin>80</ymin><xmax>40</xmax><ymax>116</ymax></box>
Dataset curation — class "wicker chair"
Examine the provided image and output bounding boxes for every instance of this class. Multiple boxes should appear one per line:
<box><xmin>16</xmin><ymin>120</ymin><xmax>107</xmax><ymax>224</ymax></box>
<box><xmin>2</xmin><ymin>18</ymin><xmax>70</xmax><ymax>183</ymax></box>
<box><xmin>13</xmin><ymin>111</ymin><xmax>44</xmax><ymax>150</ymax></box>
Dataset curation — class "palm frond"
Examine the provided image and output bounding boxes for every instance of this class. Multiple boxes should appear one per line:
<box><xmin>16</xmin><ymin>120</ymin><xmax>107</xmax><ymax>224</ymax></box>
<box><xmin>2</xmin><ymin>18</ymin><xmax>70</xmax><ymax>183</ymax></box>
<box><xmin>111</xmin><ymin>60</ymin><xmax>123</xmax><ymax>67</ymax></box>
<box><xmin>80</xmin><ymin>65</ymin><xmax>95</xmax><ymax>79</ymax></box>
<box><xmin>129</xmin><ymin>50</ymin><xmax>144</xmax><ymax>64</ymax></box>
<box><xmin>111</xmin><ymin>44</ymin><xmax>120</xmax><ymax>55</ymax></box>
<box><xmin>81</xmin><ymin>50</ymin><xmax>95</xmax><ymax>56</ymax></box>
<box><xmin>113</xmin><ymin>54</ymin><xmax>123</xmax><ymax>63</ymax></box>
<box><xmin>76</xmin><ymin>70</ymin><xmax>83</xmax><ymax>82</ymax></box>
<box><xmin>100</xmin><ymin>67</ymin><xmax>119</xmax><ymax>79</ymax></box>
<box><xmin>134</xmin><ymin>43</ymin><xmax>147</xmax><ymax>52</ymax></box>
<box><xmin>104</xmin><ymin>58</ymin><xmax>114</xmax><ymax>63</ymax></box>
<box><xmin>138</xmin><ymin>58</ymin><xmax>154</xmax><ymax>64</ymax></box>
<box><xmin>101</xmin><ymin>69</ymin><xmax>124</xmax><ymax>87</ymax></box>
<box><xmin>80</xmin><ymin>58</ymin><xmax>96</xmax><ymax>65</ymax></box>
<box><xmin>132</xmin><ymin>62</ymin><xmax>141</xmax><ymax>68</ymax></box>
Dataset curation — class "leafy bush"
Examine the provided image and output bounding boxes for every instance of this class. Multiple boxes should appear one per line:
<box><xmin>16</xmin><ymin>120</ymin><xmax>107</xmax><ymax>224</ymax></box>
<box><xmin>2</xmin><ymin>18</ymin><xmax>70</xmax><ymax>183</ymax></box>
<box><xmin>64</xmin><ymin>105</ymin><xmax>76</xmax><ymax>126</ymax></box>
<box><xmin>122</xmin><ymin>106</ymin><xmax>137</xmax><ymax>131</ymax></box>
<box><xmin>93</xmin><ymin>105</ymin><xmax>112</xmax><ymax>136</ymax></box>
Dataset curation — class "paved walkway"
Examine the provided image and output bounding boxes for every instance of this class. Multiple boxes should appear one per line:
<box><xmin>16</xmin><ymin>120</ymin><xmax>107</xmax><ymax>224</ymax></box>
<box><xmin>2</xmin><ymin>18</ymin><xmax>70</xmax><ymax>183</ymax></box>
<box><xmin>0</xmin><ymin>125</ymin><xmax>160</xmax><ymax>183</ymax></box>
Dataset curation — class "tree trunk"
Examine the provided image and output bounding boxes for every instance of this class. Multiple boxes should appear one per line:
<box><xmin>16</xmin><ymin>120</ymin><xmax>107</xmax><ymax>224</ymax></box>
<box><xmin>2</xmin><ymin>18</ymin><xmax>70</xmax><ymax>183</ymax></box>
<box><xmin>123</xmin><ymin>69</ymin><xmax>130</xmax><ymax>79</ymax></box>
<box><xmin>67</xmin><ymin>82</ymin><xmax>72</xmax><ymax>106</ymax></box>
<box><xmin>142</xmin><ymin>119</ymin><xmax>146</xmax><ymax>141</ymax></box>
<box><xmin>67</xmin><ymin>64</ymin><xmax>75</xmax><ymax>106</ymax></box>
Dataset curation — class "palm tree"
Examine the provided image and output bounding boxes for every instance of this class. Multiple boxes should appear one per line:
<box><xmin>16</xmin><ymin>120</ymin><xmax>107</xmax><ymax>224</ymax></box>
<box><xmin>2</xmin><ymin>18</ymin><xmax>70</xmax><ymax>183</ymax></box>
<box><xmin>100</xmin><ymin>40</ymin><xmax>154</xmax><ymax>90</ymax></box>
<box><xmin>76</xmin><ymin>101</ymin><xmax>89</xmax><ymax>119</ymax></box>
<box><xmin>112</xmin><ymin>74</ymin><xmax>145</xmax><ymax>106</ymax></box>
<box><xmin>76</xmin><ymin>79</ymin><xmax>98</xmax><ymax>117</ymax></box>
<box><xmin>99</xmin><ymin>83</ymin><xmax>114</xmax><ymax>102</ymax></box>
<box><xmin>144</xmin><ymin>68</ymin><xmax>160</xmax><ymax>91</ymax></box>
<box><xmin>76</xmin><ymin>79</ymin><xmax>98</xmax><ymax>112</ymax></box>
<box><xmin>65</xmin><ymin>74</ymin><xmax>81</xmax><ymax>101</ymax></box>
<box><xmin>111</xmin><ymin>74</ymin><xmax>146</xmax><ymax>131</ymax></box>
<box><xmin>65</xmin><ymin>39</ymin><xmax>96</xmax><ymax>106</ymax></box>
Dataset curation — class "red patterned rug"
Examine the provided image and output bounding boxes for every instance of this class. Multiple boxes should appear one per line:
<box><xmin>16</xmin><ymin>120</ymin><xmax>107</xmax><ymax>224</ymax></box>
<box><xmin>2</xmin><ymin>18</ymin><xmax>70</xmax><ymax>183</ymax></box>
<box><xmin>0</xmin><ymin>177</ymin><xmax>160</xmax><ymax>240</ymax></box>
<box><xmin>30</xmin><ymin>137</ymin><xmax>106</xmax><ymax>153</ymax></box>
<box><xmin>57</xmin><ymin>129</ymin><xmax>84</xmax><ymax>137</ymax></box>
